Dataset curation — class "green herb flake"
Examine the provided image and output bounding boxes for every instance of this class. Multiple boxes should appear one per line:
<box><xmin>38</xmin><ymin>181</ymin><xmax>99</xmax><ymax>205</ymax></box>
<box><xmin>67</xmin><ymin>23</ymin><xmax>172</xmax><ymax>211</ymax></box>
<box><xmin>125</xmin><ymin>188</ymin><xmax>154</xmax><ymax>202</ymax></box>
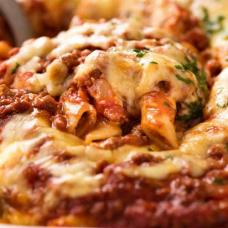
<box><xmin>177</xmin><ymin>100</ymin><xmax>203</xmax><ymax>122</ymax></box>
<box><xmin>181</xmin><ymin>57</ymin><xmax>208</xmax><ymax>96</ymax></box>
<box><xmin>182</xmin><ymin>57</ymin><xmax>198</xmax><ymax>74</ymax></box>
<box><xmin>176</xmin><ymin>74</ymin><xmax>193</xmax><ymax>85</ymax></box>
<box><xmin>213</xmin><ymin>177</ymin><xmax>227</xmax><ymax>185</ymax></box>
<box><xmin>133</xmin><ymin>49</ymin><xmax>147</xmax><ymax>58</ymax></box>
<box><xmin>202</xmin><ymin>7</ymin><xmax>225</xmax><ymax>35</ymax></box>
<box><xmin>198</xmin><ymin>70</ymin><xmax>209</xmax><ymax>96</ymax></box>
<box><xmin>175</xmin><ymin>65</ymin><xmax>183</xmax><ymax>70</ymax></box>
<box><xmin>11</xmin><ymin>63</ymin><xmax>20</xmax><ymax>74</ymax></box>
<box><xmin>150</xmin><ymin>61</ymin><xmax>158</xmax><ymax>64</ymax></box>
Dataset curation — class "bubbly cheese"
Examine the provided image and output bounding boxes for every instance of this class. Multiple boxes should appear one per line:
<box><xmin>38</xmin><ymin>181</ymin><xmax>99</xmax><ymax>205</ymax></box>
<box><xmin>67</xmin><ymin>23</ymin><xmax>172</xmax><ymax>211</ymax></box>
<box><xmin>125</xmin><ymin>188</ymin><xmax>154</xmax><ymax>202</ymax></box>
<box><xmin>1</xmin><ymin>65</ymin><xmax>227</xmax><ymax>190</ymax></box>
<box><xmin>74</xmin><ymin>39</ymin><xmax>205</xmax><ymax>148</ymax></box>
<box><xmin>76</xmin><ymin>41</ymin><xmax>202</xmax><ymax>115</ymax></box>
<box><xmin>0</xmin><ymin>1</ymin><xmax>227</xmax><ymax>225</ymax></box>
<box><xmin>7</xmin><ymin>37</ymin><xmax>55</xmax><ymax>71</ymax></box>
<box><xmin>8</xmin><ymin>19</ymin><xmax>148</xmax><ymax>95</ymax></box>
<box><xmin>0</xmin><ymin>114</ymin><xmax>92</xmax><ymax>201</ymax></box>
<box><xmin>105</xmin><ymin>51</ymin><xmax>142</xmax><ymax>114</ymax></box>
<box><xmin>0</xmin><ymin>82</ymin><xmax>227</xmax><ymax>225</ymax></box>
<box><xmin>0</xmin><ymin>109</ymin><xmax>227</xmax><ymax>201</ymax></box>
<box><xmin>28</xmin><ymin>59</ymin><xmax>68</xmax><ymax>96</ymax></box>
<box><xmin>51</xmin><ymin>19</ymin><xmax>143</xmax><ymax>57</ymax></box>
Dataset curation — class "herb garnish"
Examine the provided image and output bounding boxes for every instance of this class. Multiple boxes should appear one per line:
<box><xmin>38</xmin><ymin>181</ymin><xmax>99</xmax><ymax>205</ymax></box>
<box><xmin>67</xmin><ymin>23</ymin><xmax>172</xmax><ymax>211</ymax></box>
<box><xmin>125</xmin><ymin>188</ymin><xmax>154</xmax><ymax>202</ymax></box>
<box><xmin>177</xmin><ymin>100</ymin><xmax>203</xmax><ymax>122</ymax></box>
<box><xmin>11</xmin><ymin>62</ymin><xmax>20</xmax><ymax>74</ymax></box>
<box><xmin>176</xmin><ymin>74</ymin><xmax>193</xmax><ymax>85</ymax></box>
<box><xmin>133</xmin><ymin>49</ymin><xmax>148</xmax><ymax>57</ymax></box>
<box><xmin>202</xmin><ymin>7</ymin><xmax>225</xmax><ymax>34</ymax></box>
<box><xmin>175</xmin><ymin>65</ymin><xmax>183</xmax><ymax>70</ymax></box>
<box><xmin>150</xmin><ymin>61</ymin><xmax>158</xmax><ymax>64</ymax></box>
<box><xmin>178</xmin><ymin>57</ymin><xmax>208</xmax><ymax>95</ymax></box>
<box><xmin>197</xmin><ymin>70</ymin><xmax>208</xmax><ymax>96</ymax></box>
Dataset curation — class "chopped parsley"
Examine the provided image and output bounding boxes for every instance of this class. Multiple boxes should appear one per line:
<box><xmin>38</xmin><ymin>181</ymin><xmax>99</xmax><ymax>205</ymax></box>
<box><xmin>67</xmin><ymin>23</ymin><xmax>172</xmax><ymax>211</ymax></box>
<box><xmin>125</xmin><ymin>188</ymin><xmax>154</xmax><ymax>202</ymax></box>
<box><xmin>176</xmin><ymin>74</ymin><xmax>193</xmax><ymax>85</ymax></box>
<box><xmin>11</xmin><ymin>62</ymin><xmax>20</xmax><ymax>74</ymax></box>
<box><xmin>150</xmin><ymin>61</ymin><xmax>158</xmax><ymax>64</ymax></box>
<box><xmin>178</xmin><ymin>57</ymin><xmax>208</xmax><ymax>96</ymax></box>
<box><xmin>197</xmin><ymin>70</ymin><xmax>208</xmax><ymax>96</ymax></box>
<box><xmin>177</xmin><ymin>100</ymin><xmax>203</xmax><ymax>122</ymax></box>
<box><xmin>175</xmin><ymin>65</ymin><xmax>183</xmax><ymax>70</ymax></box>
<box><xmin>202</xmin><ymin>7</ymin><xmax>225</xmax><ymax>34</ymax></box>
<box><xmin>133</xmin><ymin>49</ymin><xmax>147</xmax><ymax>57</ymax></box>
<box><xmin>213</xmin><ymin>177</ymin><xmax>227</xmax><ymax>185</ymax></box>
<box><xmin>181</xmin><ymin>58</ymin><xmax>199</xmax><ymax>74</ymax></box>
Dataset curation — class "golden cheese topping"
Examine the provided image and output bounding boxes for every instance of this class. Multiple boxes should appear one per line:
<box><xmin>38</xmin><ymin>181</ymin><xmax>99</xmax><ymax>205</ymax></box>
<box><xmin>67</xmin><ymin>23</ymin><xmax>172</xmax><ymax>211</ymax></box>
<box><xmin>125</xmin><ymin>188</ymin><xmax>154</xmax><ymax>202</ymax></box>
<box><xmin>75</xmin><ymin>39</ymin><xmax>204</xmax><ymax>118</ymax></box>
<box><xmin>0</xmin><ymin>64</ymin><xmax>225</xmax><ymax>206</ymax></box>
<box><xmin>74</xmin><ymin>39</ymin><xmax>207</xmax><ymax>148</ymax></box>
<box><xmin>1</xmin><ymin>40</ymin><xmax>225</xmax><ymax>221</ymax></box>
<box><xmin>0</xmin><ymin>99</ymin><xmax>227</xmax><ymax>212</ymax></box>
<box><xmin>5</xmin><ymin>19</ymin><xmax>151</xmax><ymax>96</ymax></box>
<box><xmin>0</xmin><ymin>1</ymin><xmax>227</xmax><ymax>225</ymax></box>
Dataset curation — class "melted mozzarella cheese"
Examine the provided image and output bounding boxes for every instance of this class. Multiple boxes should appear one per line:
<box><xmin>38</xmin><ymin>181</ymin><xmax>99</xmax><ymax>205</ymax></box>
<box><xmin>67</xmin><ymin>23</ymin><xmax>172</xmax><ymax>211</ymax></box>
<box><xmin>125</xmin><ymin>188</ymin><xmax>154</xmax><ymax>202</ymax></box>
<box><xmin>8</xmin><ymin>19</ymin><xmax>148</xmax><ymax>96</ymax></box>
<box><xmin>137</xmin><ymin>50</ymin><xmax>198</xmax><ymax>102</ymax></box>
<box><xmin>7</xmin><ymin>37</ymin><xmax>55</xmax><ymax>72</ymax></box>
<box><xmin>0</xmin><ymin>113</ymin><xmax>93</xmax><ymax>201</ymax></box>
<box><xmin>28</xmin><ymin>59</ymin><xmax>68</xmax><ymax>96</ymax></box>
<box><xmin>0</xmin><ymin>97</ymin><xmax>227</xmax><ymax>225</ymax></box>
<box><xmin>0</xmin><ymin>1</ymin><xmax>227</xmax><ymax>225</ymax></box>
<box><xmin>0</xmin><ymin>113</ymin><xmax>220</xmax><ymax>195</ymax></box>
<box><xmin>76</xmin><ymin>41</ymin><xmax>202</xmax><ymax>115</ymax></box>
<box><xmin>51</xmin><ymin>19</ymin><xmax>143</xmax><ymax>57</ymax></box>
<box><xmin>105</xmin><ymin>51</ymin><xmax>142</xmax><ymax>114</ymax></box>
